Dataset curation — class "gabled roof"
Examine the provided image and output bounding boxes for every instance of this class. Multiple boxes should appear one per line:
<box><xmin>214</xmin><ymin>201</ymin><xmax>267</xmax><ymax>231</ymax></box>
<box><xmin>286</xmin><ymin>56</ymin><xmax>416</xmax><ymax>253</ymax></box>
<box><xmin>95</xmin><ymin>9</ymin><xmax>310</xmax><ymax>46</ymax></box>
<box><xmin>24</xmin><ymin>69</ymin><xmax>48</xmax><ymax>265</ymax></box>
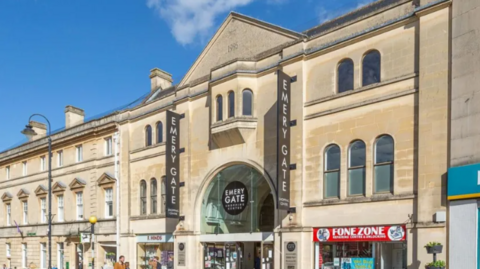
<box><xmin>97</xmin><ymin>172</ymin><xmax>116</xmax><ymax>186</ymax></box>
<box><xmin>17</xmin><ymin>188</ymin><xmax>30</xmax><ymax>198</ymax></box>
<box><xmin>69</xmin><ymin>177</ymin><xmax>87</xmax><ymax>190</ymax></box>
<box><xmin>178</xmin><ymin>12</ymin><xmax>303</xmax><ymax>87</ymax></box>
<box><xmin>52</xmin><ymin>181</ymin><xmax>67</xmax><ymax>193</ymax></box>
<box><xmin>35</xmin><ymin>185</ymin><xmax>48</xmax><ymax>196</ymax></box>
<box><xmin>1</xmin><ymin>192</ymin><xmax>13</xmax><ymax>202</ymax></box>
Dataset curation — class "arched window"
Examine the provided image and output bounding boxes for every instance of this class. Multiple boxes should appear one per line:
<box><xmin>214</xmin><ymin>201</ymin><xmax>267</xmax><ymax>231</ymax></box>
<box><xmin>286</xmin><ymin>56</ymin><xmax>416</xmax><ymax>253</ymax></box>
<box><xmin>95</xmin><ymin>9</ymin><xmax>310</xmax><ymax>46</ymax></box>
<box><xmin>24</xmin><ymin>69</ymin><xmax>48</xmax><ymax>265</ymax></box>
<box><xmin>242</xmin><ymin>89</ymin><xmax>253</xmax><ymax>116</ymax></box>
<box><xmin>362</xmin><ymin>50</ymin><xmax>381</xmax><ymax>86</ymax></box>
<box><xmin>374</xmin><ymin>135</ymin><xmax>394</xmax><ymax>193</ymax></box>
<box><xmin>228</xmin><ymin>91</ymin><xmax>235</xmax><ymax>118</ymax></box>
<box><xmin>338</xmin><ymin>59</ymin><xmax>354</xmax><ymax>93</ymax></box>
<box><xmin>324</xmin><ymin>144</ymin><xmax>341</xmax><ymax>198</ymax></box>
<box><xmin>140</xmin><ymin>180</ymin><xmax>147</xmax><ymax>215</ymax></box>
<box><xmin>216</xmin><ymin>95</ymin><xmax>223</xmax><ymax>121</ymax></box>
<box><xmin>161</xmin><ymin>176</ymin><xmax>166</xmax><ymax>214</ymax></box>
<box><xmin>151</xmin><ymin>178</ymin><xmax>157</xmax><ymax>214</ymax></box>
<box><xmin>145</xmin><ymin>125</ymin><xmax>152</xmax><ymax>147</ymax></box>
<box><xmin>348</xmin><ymin>140</ymin><xmax>366</xmax><ymax>196</ymax></box>
<box><xmin>156</xmin><ymin>122</ymin><xmax>163</xmax><ymax>144</ymax></box>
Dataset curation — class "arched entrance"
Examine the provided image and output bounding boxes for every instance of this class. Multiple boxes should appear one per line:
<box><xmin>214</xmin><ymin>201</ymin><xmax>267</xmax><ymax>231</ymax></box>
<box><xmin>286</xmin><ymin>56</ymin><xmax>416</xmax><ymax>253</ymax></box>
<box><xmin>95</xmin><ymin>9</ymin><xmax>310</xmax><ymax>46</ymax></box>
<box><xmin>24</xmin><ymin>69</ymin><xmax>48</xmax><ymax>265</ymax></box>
<box><xmin>200</xmin><ymin>164</ymin><xmax>275</xmax><ymax>269</ymax></box>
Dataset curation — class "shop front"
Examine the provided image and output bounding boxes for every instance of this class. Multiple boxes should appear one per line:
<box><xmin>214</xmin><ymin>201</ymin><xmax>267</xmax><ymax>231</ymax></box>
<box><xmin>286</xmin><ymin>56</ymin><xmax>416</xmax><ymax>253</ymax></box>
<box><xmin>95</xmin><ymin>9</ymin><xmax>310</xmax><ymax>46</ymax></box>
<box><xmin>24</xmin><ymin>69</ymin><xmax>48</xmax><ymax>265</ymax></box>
<box><xmin>313</xmin><ymin>225</ymin><xmax>407</xmax><ymax>269</ymax></box>
<box><xmin>136</xmin><ymin>234</ymin><xmax>174</xmax><ymax>269</ymax></box>
<box><xmin>200</xmin><ymin>164</ymin><xmax>277</xmax><ymax>269</ymax></box>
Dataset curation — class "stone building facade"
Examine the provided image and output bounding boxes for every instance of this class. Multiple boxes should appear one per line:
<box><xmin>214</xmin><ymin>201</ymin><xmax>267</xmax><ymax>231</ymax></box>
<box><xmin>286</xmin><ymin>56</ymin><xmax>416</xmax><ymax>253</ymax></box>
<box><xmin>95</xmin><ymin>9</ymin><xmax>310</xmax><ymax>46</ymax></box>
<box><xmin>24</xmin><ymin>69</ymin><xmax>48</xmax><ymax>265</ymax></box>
<box><xmin>0</xmin><ymin>0</ymin><xmax>452</xmax><ymax>268</ymax></box>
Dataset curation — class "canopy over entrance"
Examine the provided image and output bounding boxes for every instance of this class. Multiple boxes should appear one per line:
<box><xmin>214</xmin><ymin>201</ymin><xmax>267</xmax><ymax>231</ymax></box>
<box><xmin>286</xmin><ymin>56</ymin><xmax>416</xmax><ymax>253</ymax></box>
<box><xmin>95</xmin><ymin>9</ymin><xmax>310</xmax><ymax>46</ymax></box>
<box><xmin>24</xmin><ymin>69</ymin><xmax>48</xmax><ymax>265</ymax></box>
<box><xmin>201</xmin><ymin>164</ymin><xmax>275</xmax><ymax>234</ymax></box>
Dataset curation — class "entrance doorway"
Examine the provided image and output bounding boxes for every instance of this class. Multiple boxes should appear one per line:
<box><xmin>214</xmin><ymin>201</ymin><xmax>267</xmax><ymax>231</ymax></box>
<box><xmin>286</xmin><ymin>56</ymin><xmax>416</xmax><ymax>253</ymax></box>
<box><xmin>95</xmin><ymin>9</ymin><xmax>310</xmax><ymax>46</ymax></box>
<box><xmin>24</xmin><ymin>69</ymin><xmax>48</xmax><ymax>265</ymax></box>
<box><xmin>203</xmin><ymin>242</ymin><xmax>274</xmax><ymax>269</ymax></box>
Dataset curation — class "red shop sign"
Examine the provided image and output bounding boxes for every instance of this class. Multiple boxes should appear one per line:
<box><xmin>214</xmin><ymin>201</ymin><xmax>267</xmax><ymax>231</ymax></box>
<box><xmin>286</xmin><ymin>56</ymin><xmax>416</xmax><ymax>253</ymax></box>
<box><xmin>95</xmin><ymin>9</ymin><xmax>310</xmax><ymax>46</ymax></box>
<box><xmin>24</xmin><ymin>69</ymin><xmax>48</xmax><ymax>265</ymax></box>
<box><xmin>313</xmin><ymin>225</ymin><xmax>406</xmax><ymax>242</ymax></box>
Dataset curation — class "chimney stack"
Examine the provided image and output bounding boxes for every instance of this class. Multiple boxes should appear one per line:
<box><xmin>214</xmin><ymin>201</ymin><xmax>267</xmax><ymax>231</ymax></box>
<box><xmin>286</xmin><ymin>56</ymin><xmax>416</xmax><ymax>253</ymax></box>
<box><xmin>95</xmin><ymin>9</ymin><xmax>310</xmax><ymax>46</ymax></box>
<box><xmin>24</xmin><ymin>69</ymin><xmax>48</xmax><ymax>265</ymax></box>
<box><xmin>65</xmin><ymin>105</ymin><xmax>85</xmax><ymax>129</ymax></box>
<box><xmin>150</xmin><ymin>68</ymin><xmax>173</xmax><ymax>92</ymax></box>
<box><xmin>28</xmin><ymin>121</ymin><xmax>47</xmax><ymax>141</ymax></box>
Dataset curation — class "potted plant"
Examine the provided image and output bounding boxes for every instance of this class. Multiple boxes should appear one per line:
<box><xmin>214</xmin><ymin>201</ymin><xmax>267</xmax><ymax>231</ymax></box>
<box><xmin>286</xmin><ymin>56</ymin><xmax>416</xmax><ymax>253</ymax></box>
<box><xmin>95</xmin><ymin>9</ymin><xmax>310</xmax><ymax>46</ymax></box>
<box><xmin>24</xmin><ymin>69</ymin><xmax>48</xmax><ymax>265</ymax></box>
<box><xmin>425</xmin><ymin>260</ymin><xmax>446</xmax><ymax>269</ymax></box>
<box><xmin>425</xmin><ymin>242</ymin><xmax>443</xmax><ymax>254</ymax></box>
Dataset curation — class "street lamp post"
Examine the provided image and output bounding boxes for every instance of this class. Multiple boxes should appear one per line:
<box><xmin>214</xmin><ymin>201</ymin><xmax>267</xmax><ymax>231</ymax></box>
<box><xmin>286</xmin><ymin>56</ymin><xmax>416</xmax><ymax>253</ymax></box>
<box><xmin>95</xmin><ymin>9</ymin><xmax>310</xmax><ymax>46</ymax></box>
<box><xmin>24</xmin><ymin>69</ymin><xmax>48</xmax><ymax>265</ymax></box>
<box><xmin>89</xmin><ymin>216</ymin><xmax>97</xmax><ymax>269</ymax></box>
<box><xmin>21</xmin><ymin>114</ymin><xmax>52</xmax><ymax>269</ymax></box>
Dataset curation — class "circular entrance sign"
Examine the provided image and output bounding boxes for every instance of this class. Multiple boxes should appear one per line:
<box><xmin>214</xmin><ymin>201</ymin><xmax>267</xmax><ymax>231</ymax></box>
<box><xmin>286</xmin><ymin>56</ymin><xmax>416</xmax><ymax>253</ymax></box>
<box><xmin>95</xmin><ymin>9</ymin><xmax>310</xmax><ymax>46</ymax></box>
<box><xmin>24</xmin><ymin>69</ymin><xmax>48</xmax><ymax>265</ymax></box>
<box><xmin>179</xmin><ymin>243</ymin><xmax>185</xmax><ymax>251</ymax></box>
<box><xmin>222</xmin><ymin>181</ymin><xmax>249</xmax><ymax>215</ymax></box>
<box><xmin>286</xmin><ymin>242</ymin><xmax>296</xmax><ymax>252</ymax></box>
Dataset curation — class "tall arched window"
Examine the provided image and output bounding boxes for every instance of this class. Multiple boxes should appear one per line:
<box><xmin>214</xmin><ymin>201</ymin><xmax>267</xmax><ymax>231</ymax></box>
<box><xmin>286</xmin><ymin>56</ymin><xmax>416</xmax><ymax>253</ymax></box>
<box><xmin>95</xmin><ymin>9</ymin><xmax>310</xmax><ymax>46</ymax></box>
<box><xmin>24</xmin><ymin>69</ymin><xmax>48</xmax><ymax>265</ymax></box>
<box><xmin>242</xmin><ymin>89</ymin><xmax>253</xmax><ymax>116</ymax></box>
<box><xmin>216</xmin><ymin>95</ymin><xmax>223</xmax><ymax>121</ymax></box>
<box><xmin>348</xmin><ymin>140</ymin><xmax>366</xmax><ymax>196</ymax></box>
<box><xmin>374</xmin><ymin>135</ymin><xmax>394</xmax><ymax>193</ymax></box>
<box><xmin>362</xmin><ymin>50</ymin><xmax>381</xmax><ymax>86</ymax></box>
<box><xmin>228</xmin><ymin>91</ymin><xmax>235</xmax><ymax>118</ymax></box>
<box><xmin>140</xmin><ymin>180</ymin><xmax>147</xmax><ymax>215</ymax></box>
<box><xmin>324</xmin><ymin>144</ymin><xmax>341</xmax><ymax>198</ymax></box>
<box><xmin>150</xmin><ymin>178</ymin><xmax>157</xmax><ymax>214</ymax></box>
<box><xmin>145</xmin><ymin>125</ymin><xmax>152</xmax><ymax>147</ymax></box>
<box><xmin>156</xmin><ymin>122</ymin><xmax>163</xmax><ymax>144</ymax></box>
<box><xmin>338</xmin><ymin>59</ymin><xmax>354</xmax><ymax>93</ymax></box>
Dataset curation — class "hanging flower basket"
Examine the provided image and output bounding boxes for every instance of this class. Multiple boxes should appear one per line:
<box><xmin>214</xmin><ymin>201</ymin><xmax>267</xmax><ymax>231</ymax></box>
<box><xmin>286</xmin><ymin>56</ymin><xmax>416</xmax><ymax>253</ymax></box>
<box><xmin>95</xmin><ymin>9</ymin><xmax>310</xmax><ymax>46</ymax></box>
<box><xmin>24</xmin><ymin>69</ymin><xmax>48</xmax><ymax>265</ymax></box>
<box><xmin>424</xmin><ymin>242</ymin><xmax>443</xmax><ymax>254</ymax></box>
<box><xmin>425</xmin><ymin>260</ymin><xmax>446</xmax><ymax>269</ymax></box>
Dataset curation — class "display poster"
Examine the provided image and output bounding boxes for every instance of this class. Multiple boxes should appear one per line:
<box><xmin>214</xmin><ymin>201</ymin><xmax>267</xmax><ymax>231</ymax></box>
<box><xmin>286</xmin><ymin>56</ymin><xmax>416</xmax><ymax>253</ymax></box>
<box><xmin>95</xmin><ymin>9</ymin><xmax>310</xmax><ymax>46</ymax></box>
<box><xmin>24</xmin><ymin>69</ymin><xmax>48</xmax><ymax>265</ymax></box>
<box><xmin>340</xmin><ymin>258</ymin><xmax>374</xmax><ymax>269</ymax></box>
<box><xmin>284</xmin><ymin>241</ymin><xmax>297</xmax><ymax>269</ymax></box>
<box><xmin>277</xmin><ymin>70</ymin><xmax>291</xmax><ymax>210</ymax></box>
<box><xmin>166</xmin><ymin>110</ymin><xmax>180</xmax><ymax>218</ymax></box>
<box><xmin>222</xmin><ymin>181</ymin><xmax>249</xmax><ymax>215</ymax></box>
<box><xmin>178</xmin><ymin>242</ymin><xmax>186</xmax><ymax>266</ymax></box>
<box><xmin>313</xmin><ymin>225</ymin><xmax>406</xmax><ymax>242</ymax></box>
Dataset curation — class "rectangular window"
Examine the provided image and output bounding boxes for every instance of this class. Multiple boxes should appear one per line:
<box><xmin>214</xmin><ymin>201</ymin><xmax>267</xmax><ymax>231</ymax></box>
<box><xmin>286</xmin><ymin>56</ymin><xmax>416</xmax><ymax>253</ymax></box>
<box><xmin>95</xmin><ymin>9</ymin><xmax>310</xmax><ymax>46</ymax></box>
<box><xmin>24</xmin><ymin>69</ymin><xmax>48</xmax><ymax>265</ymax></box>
<box><xmin>105</xmin><ymin>137</ymin><xmax>113</xmax><ymax>156</ymax></box>
<box><xmin>58</xmin><ymin>195</ymin><xmax>64</xmax><ymax>222</ymax></box>
<box><xmin>105</xmin><ymin>188</ymin><xmax>113</xmax><ymax>218</ymax></box>
<box><xmin>6</xmin><ymin>166</ymin><xmax>10</xmax><ymax>180</ymax></box>
<box><xmin>76</xmin><ymin>192</ymin><xmax>83</xmax><ymax>220</ymax></box>
<box><xmin>57</xmin><ymin>243</ymin><xmax>64</xmax><ymax>269</ymax></box>
<box><xmin>40</xmin><ymin>243</ymin><xmax>47</xmax><ymax>269</ymax></box>
<box><xmin>324</xmin><ymin>171</ymin><xmax>340</xmax><ymax>198</ymax></box>
<box><xmin>6</xmin><ymin>243</ymin><xmax>10</xmax><ymax>258</ymax></box>
<box><xmin>22</xmin><ymin>243</ymin><xmax>27</xmax><ymax>268</ymax></box>
<box><xmin>22</xmin><ymin>161</ymin><xmax>27</xmax><ymax>176</ymax></box>
<box><xmin>41</xmin><ymin>198</ymin><xmax>47</xmax><ymax>223</ymax></box>
<box><xmin>57</xmin><ymin>150</ymin><xmax>63</xmax><ymax>167</ymax></box>
<box><xmin>374</xmin><ymin>164</ymin><xmax>394</xmax><ymax>193</ymax></box>
<box><xmin>6</xmin><ymin>204</ymin><xmax>11</xmax><ymax>226</ymax></box>
<box><xmin>76</xmin><ymin>145</ymin><xmax>83</xmax><ymax>163</ymax></box>
<box><xmin>23</xmin><ymin>201</ymin><xmax>28</xmax><ymax>224</ymax></box>
<box><xmin>40</xmin><ymin>156</ymin><xmax>46</xmax><ymax>172</ymax></box>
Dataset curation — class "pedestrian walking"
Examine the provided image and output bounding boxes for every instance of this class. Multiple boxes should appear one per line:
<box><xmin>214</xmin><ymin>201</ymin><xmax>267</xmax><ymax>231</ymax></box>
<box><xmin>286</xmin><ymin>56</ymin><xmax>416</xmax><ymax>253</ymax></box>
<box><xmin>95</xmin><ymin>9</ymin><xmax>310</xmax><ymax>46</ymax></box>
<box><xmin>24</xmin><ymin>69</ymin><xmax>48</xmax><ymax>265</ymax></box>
<box><xmin>167</xmin><ymin>255</ymin><xmax>174</xmax><ymax>269</ymax></box>
<box><xmin>114</xmin><ymin>255</ymin><xmax>126</xmax><ymax>269</ymax></box>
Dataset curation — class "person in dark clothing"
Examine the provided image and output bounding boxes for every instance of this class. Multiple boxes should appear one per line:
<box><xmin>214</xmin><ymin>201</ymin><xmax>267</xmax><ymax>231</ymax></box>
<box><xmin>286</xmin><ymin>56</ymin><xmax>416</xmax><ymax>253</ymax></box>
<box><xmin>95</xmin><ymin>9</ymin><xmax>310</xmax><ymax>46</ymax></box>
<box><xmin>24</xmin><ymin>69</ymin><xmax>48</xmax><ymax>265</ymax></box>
<box><xmin>254</xmin><ymin>254</ymin><xmax>261</xmax><ymax>269</ymax></box>
<box><xmin>167</xmin><ymin>255</ymin><xmax>174</xmax><ymax>269</ymax></box>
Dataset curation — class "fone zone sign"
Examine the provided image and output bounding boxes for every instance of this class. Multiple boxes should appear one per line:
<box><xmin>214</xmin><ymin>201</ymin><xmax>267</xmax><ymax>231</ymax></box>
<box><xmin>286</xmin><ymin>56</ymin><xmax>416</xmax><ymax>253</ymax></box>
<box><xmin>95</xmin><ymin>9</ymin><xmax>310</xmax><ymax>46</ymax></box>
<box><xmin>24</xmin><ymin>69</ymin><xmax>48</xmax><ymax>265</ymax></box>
<box><xmin>166</xmin><ymin>110</ymin><xmax>181</xmax><ymax>218</ymax></box>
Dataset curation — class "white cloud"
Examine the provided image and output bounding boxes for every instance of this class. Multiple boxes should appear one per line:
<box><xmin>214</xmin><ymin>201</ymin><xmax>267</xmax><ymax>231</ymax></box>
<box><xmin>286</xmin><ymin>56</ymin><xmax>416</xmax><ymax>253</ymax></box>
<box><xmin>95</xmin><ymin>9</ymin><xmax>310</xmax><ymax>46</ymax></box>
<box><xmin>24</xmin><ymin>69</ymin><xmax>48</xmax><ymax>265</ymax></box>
<box><xmin>317</xmin><ymin>0</ymin><xmax>376</xmax><ymax>24</ymax></box>
<box><xmin>147</xmin><ymin>0</ymin><xmax>255</xmax><ymax>45</ymax></box>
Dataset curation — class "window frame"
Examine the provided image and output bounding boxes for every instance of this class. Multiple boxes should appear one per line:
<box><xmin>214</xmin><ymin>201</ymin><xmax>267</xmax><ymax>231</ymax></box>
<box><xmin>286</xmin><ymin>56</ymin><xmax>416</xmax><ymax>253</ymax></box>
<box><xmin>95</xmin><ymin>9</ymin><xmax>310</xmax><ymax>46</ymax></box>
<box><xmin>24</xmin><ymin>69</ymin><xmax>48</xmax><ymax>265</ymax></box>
<box><xmin>57</xmin><ymin>150</ymin><xmax>63</xmax><ymax>167</ymax></box>
<box><xmin>6</xmin><ymin>203</ymin><xmax>11</xmax><ymax>226</ymax></box>
<box><xmin>76</xmin><ymin>192</ymin><xmax>84</xmax><ymax>220</ymax></box>
<box><xmin>151</xmin><ymin>178</ymin><xmax>158</xmax><ymax>214</ymax></box>
<box><xmin>23</xmin><ymin>201</ymin><xmax>28</xmax><ymax>224</ymax></box>
<box><xmin>40</xmin><ymin>197</ymin><xmax>47</xmax><ymax>223</ymax></box>
<box><xmin>75</xmin><ymin>145</ymin><xmax>83</xmax><ymax>163</ymax></box>
<box><xmin>324</xmin><ymin>144</ymin><xmax>341</xmax><ymax>199</ymax></box>
<box><xmin>22</xmin><ymin>161</ymin><xmax>27</xmax><ymax>176</ymax></box>
<box><xmin>105</xmin><ymin>137</ymin><xmax>113</xmax><ymax>156</ymax></box>
<box><xmin>145</xmin><ymin>125</ymin><xmax>153</xmax><ymax>147</ymax></box>
<box><xmin>105</xmin><ymin>188</ymin><xmax>113</xmax><ymax>218</ymax></box>
<box><xmin>57</xmin><ymin>195</ymin><xmax>64</xmax><ymax>222</ymax></box>
<box><xmin>242</xmin><ymin>89</ymin><xmax>253</xmax><ymax>116</ymax></box>
<box><xmin>40</xmin><ymin>242</ymin><xmax>47</xmax><ymax>269</ymax></box>
<box><xmin>228</xmin><ymin>91</ymin><xmax>235</xmax><ymax>118</ymax></box>
<box><xmin>216</xmin><ymin>95</ymin><xmax>223</xmax><ymax>122</ymax></box>
<box><xmin>22</xmin><ymin>243</ymin><xmax>27</xmax><ymax>268</ymax></box>
<box><xmin>6</xmin><ymin>166</ymin><xmax>10</xmax><ymax>180</ymax></box>
<box><xmin>156</xmin><ymin>121</ymin><xmax>163</xmax><ymax>144</ymax></box>
<box><xmin>362</xmin><ymin>50</ymin><xmax>381</xmax><ymax>87</ymax></box>
<box><xmin>337</xmin><ymin>58</ymin><xmax>355</xmax><ymax>93</ymax></box>
<box><xmin>348</xmin><ymin>140</ymin><xmax>366</xmax><ymax>197</ymax></box>
<box><xmin>373</xmin><ymin>134</ymin><xmax>395</xmax><ymax>194</ymax></box>
<box><xmin>140</xmin><ymin>180</ymin><xmax>147</xmax><ymax>215</ymax></box>
<box><xmin>6</xmin><ymin>243</ymin><xmax>10</xmax><ymax>258</ymax></box>
<box><xmin>40</xmin><ymin>156</ymin><xmax>46</xmax><ymax>172</ymax></box>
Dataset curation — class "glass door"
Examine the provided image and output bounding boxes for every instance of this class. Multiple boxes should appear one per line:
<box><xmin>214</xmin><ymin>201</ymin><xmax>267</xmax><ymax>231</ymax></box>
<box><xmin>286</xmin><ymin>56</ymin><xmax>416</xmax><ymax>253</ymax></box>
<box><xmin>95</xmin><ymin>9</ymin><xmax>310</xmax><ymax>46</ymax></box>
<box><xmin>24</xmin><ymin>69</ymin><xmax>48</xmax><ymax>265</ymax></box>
<box><xmin>205</xmin><ymin>243</ymin><xmax>226</xmax><ymax>269</ymax></box>
<box><xmin>261</xmin><ymin>242</ymin><xmax>274</xmax><ymax>269</ymax></box>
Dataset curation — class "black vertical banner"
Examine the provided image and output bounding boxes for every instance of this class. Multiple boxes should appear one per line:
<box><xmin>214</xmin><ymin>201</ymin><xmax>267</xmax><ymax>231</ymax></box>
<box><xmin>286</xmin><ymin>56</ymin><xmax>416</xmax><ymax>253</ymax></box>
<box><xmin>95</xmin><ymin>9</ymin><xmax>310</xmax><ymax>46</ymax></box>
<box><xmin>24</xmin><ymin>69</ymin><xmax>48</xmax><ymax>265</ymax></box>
<box><xmin>277</xmin><ymin>70</ymin><xmax>291</xmax><ymax>210</ymax></box>
<box><xmin>166</xmin><ymin>110</ymin><xmax>180</xmax><ymax>218</ymax></box>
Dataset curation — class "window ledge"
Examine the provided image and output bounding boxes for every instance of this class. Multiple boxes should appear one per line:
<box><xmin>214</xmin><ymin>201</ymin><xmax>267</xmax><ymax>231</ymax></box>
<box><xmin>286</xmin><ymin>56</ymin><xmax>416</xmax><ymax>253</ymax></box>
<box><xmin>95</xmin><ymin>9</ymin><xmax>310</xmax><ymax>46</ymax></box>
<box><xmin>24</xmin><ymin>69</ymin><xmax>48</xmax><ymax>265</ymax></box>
<box><xmin>304</xmin><ymin>192</ymin><xmax>415</xmax><ymax>207</ymax></box>
<box><xmin>130</xmin><ymin>214</ymin><xmax>166</xmax><ymax>221</ymax></box>
<box><xmin>211</xmin><ymin>117</ymin><xmax>258</xmax><ymax>148</ymax></box>
<box><xmin>130</xmin><ymin>142</ymin><xmax>166</xmax><ymax>154</ymax></box>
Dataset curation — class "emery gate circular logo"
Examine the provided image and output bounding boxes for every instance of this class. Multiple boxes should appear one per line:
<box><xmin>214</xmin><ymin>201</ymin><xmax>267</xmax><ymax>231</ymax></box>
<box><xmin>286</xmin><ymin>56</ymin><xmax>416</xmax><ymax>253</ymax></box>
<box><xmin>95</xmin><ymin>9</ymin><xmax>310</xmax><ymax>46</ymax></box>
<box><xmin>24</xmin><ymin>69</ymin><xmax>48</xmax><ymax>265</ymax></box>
<box><xmin>222</xmin><ymin>181</ymin><xmax>248</xmax><ymax>215</ymax></box>
<box><xmin>178</xmin><ymin>243</ymin><xmax>185</xmax><ymax>251</ymax></box>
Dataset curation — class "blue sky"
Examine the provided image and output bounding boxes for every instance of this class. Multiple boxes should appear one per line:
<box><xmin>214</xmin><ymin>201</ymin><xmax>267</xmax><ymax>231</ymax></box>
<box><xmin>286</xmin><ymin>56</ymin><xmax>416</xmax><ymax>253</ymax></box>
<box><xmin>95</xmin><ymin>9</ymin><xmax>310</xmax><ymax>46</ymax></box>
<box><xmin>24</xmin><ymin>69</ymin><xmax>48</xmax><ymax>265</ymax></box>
<box><xmin>0</xmin><ymin>0</ymin><xmax>373</xmax><ymax>151</ymax></box>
